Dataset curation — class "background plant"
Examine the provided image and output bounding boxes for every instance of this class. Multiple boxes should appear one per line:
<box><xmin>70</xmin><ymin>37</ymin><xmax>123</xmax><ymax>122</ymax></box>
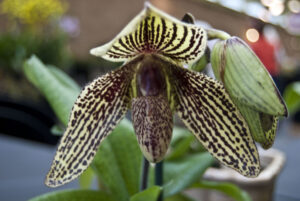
<box><xmin>1</xmin><ymin>0</ymin><xmax>67</xmax><ymax>32</ymax></box>
<box><xmin>0</xmin><ymin>0</ymin><xmax>72</xmax><ymax>101</ymax></box>
<box><xmin>283</xmin><ymin>81</ymin><xmax>300</xmax><ymax>116</ymax></box>
<box><xmin>0</xmin><ymin>0</ymin><xmax>71</xmax><ymax>74</ymax></box>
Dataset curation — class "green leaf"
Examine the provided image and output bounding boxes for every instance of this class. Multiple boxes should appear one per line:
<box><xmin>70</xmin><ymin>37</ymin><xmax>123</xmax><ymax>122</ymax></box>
<box><xmin>79</xmin><ymin>166</ymin><xmax>95</xmax><ymax>189</ymax></box>
<box><xmin>130</xmin><ymin>186</ymin><xmax>161</xmax><ymax>201</ymax></box>
<box><xmin>191</xmin><ymin>180</ymin><xmax>252</xmax><ymax>201</ymax></box>
<box><xmin>91</xmin><ymin>118</ymin><xmax>142</xmax><ymax>201</ymax></box>
<box><xmin>28</xmin><ymin>189</ymin><xmax>117</xmax><ymax>201</ymax></box>
<box><xmin>47</xmin><ymin>64</ymin><xmax>81</xmax><ymax>92</ymax></box>
<box><xmin>167</xmin><ymin>135</ymin><xmax>195</xmax><ymax>160</ymax></box>
<box><xmin>164</xmin><ymin>193</ymin><xmax>196</xmax><ymax>201</ymax></box>
<box><xmin>50</xmin><ymin>124</ymin><xmax>64</xmax><ymax>136</ymax></box>
<box><xmin>171</xmin><ymin>126</ymin><xmax>192</xmax><ymax>143</ymax></box>
<box><xmin>23</xmin><ymin>55</ymin><xmax>79</xmax><ymax>125</ymax></box>
<box><xmin>283</xmin><ymin>82</ymin><xmax>300</xmax><ymax>115</ymax></box>
<box><xmin>164</xmin><ymin>152</ymin><xmax>215</xmax><ymax>197</ymax></box>
<box><xmin>168</xmin><ymin>127</ymin><xmax>194</xmax><ymax>160</ymax></box>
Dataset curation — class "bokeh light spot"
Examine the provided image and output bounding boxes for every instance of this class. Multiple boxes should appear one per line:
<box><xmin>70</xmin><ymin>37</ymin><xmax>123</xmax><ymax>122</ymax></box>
<box><xmin>246</xmin><ymin>28</ymin><xmax>260</xmax><ymax>43</ymax></box>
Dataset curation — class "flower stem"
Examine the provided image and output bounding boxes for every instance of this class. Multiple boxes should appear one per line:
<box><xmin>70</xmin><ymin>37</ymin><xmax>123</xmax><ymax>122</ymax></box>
<box><xmin>155</xmin><ymin>161</ymin><xmax>164</xmax><ymax>201</ymax></box>
<box><xmin>140</xmin><ymin>157</ymin><xmax>150</xmax><ymax>191</ymax></box>
<box><xmin>206</xmin><ymin>28</ymin><xmax>231</xmax><ymax>40</ymax></box>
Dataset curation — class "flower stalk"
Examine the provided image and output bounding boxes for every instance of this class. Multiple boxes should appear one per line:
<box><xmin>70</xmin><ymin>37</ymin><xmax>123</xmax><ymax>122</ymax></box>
<box><xmin>155</xmin><ymin>161</ymin><xmax>164</xmax><ymax>201</ymax></box>
<box><xmin>206</xmin><ymin>28</ymin><xmax>231</xmax><ymax>40</ymax></box>
<box><xmin>140</xmin><ymin>157</ymin><xmax>150</xmax><ymax>191</ymax></box>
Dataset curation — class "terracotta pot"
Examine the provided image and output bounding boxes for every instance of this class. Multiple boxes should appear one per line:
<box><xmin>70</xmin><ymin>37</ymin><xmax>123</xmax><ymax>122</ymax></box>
<box><xmin>186</xmin><ymin>148</ymin><xmax>285</xmax><ymax>201</ymax></box>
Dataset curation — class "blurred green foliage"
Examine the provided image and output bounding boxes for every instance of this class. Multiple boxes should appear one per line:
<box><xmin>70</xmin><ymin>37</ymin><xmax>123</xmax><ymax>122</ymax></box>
<box><xmin>191</xmin><ymin>181</ymin><xmax>252</xmax><ymax>201</ymax></box>
<box><xmin>0</xmin><ymin>0</ymin><xmax>72</xmax><ymax>86</ymax></box>
<box><xmin>0</xmin><ymin>32</ymin><xmax>71</xmax><ymax>74</ymax></box>
<box><xmin>1</xmin><ymin>0</ymin><xmax>67</xmax><ymax>31</ymax></box>
<box><xmin>23</xmin><ymin>55</ymin><xmax>78</xmax><ymax>125</ymax></box>
<box><xmin>283</xmin><ymin>82</ymin><xmax>300</xmax><ymax>115</ymax></box>
<box><xmin>0</xmin><ymin>0</ymin><xmax>72</xmax><ymax>102</ymax></box>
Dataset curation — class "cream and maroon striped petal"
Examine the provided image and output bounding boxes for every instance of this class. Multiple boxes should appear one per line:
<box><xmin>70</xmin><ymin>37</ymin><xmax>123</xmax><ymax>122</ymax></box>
<box><xmin>131</xmin><ymin>95</ymin><xmax>173</xmax><ymax>163</ymax></box>
<box><xmin>171</xmin><ymin>65</ymin><xmax>260</xmax><ymax>177</ymax></box>
<box><xmin>90</xmin><ymin>2</ymin><xmax>207</xmax><ymax>65</ymax></box>
<box><xmin>45</xmin><ymin>62</ymin><xmax>136</xmax><ymax>187</ymax></box>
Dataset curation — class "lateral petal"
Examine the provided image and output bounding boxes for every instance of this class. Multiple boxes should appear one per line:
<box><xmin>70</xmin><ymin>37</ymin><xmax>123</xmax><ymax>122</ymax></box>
<box><xmin>171</xmin><ymin>64</ymin><xmax>260</xmax><ymax>177</ymax></box>
<box><xmin>45</xmin><ymin>61</ymin><xmax>136</xmax><ymax>187</ymax></box>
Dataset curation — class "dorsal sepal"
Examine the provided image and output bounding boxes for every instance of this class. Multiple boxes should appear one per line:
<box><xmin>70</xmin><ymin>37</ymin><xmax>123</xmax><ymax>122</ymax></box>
<box><xmin>90</xmin><ymin>2</ymin><xmax>207</xmax><ymax>65</ymax></box>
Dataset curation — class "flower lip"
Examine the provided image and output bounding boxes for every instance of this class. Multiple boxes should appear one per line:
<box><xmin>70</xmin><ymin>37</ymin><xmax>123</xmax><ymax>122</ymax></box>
<box><xmin>132</xmin><ymin>94</ymin><xmax>173</xmax><ymax>163</ymax></box>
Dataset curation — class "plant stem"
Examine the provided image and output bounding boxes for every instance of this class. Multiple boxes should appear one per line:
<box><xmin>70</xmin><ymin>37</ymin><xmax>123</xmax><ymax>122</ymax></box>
<box><xmin>155</xmin><ymin>161</ymin><xmax>164</xmax><ymax>201</ymax></box>
<box><xmin>206</xmin><ymin>28</ymin><xmax>231</xmax><ymax>40</ymax></box>
<box><xmin>140</xmin><ymin>157</ymin><xmax>150</xmax><ymax>191</ymax></box>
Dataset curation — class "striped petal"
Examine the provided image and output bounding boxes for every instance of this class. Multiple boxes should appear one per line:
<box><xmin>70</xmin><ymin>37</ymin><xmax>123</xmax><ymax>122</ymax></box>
<box><xmin>170</xmin><ymin>64</ymin><xmax>260</xmax><ymax>177</ymax></box>
<box><xmin>45</xmin><ymin>61</ymin><xmax>137</xmax><ymax>187</ymax></box>
<box><xmin>132</xmin><ymin>95</ymin><xmax>173</xmax><ymax>163</ymax></box>
<box><xmin>90</xmin><ymin>2</ymin><xmax>207</xmax><ymax>65</ymax></box>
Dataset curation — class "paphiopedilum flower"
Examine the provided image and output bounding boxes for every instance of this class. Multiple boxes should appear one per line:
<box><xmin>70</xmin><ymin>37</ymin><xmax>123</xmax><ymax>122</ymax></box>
<box><xmin>46</xmin><ymin>3</ymin><xmax>260</xmax><ymax>187</ymax></box>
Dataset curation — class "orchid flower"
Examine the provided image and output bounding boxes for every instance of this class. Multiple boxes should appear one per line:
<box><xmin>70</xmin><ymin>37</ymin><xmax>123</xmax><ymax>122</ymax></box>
<box><xmin>46</xmin><ymin>3</ymin><xmax>260</xmax><ymax>187</ymax></box>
